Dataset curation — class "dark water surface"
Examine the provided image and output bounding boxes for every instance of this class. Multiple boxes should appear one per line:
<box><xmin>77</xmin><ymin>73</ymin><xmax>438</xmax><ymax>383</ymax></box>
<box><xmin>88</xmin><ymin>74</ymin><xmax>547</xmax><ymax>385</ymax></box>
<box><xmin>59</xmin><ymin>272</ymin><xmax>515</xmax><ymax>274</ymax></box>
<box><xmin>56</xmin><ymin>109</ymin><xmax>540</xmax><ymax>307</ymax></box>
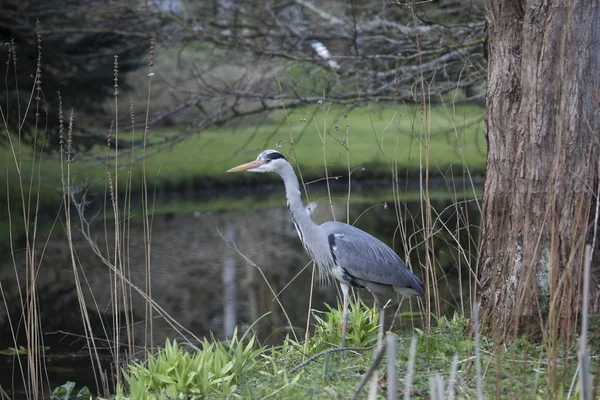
<box><xmin>0</xmin><ymin>181</ymin><xmax>481</xmax><ymax>397</ymax></box>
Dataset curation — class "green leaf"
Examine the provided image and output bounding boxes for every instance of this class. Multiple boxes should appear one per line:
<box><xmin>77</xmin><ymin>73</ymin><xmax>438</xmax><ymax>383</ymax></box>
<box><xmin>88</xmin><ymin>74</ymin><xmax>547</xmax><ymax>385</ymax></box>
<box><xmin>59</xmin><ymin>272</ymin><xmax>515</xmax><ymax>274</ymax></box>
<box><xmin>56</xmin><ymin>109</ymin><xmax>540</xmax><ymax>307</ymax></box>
<box><xmin>165</xmin><ymin>384</ymin><xmax>179</xmax><ymax>399</ymax></box>
<box><xmin>244</xmin><ymin>335</ymin><xmax>256</xmax><ymax>355</ymax></box>
<box><xmin>152</xmin><ymin>373</ymin><xmax>176</xmax><ymax>384</ymax></box>
<box><xmin>51</xmin><ymin>381</ymin><xmax>75</xmax><ymax>400</ymax></box>
<box><xmin>220</xmin><ymin>360</ymin><xmax>234</xmax><ymax>375</ymax></box>
<box><xmin>76</xmin><ymin>386</ymin><xmax>92</xmax><ymax>399</ymax></box>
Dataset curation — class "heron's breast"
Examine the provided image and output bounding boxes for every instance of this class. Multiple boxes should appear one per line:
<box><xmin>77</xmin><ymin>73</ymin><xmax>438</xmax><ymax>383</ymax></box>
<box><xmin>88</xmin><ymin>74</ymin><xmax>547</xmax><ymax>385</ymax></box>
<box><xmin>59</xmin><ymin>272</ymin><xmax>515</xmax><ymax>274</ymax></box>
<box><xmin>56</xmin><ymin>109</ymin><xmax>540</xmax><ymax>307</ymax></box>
<box><xmin>326</xmin><ymin>264</ymin><xmax>365</xmax><ymax>289</ymax></box>
<box><xmin>329</xmin><ymin>264</ymin><xmax>347</xmax><ymax>282</ymax></box>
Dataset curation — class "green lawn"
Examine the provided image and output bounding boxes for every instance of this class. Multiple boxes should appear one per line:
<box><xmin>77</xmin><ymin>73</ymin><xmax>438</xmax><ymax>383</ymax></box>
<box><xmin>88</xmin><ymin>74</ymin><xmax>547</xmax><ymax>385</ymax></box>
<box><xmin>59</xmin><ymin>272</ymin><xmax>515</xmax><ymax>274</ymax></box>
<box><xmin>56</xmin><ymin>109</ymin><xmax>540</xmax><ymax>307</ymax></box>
<box><xmin>2</xmin><ymin>103</ymin><xmax>485</xmax><ymax>198</ymax></box>
<box><xmin>141</xmin><ymin>103</ymin><xmax>486</xmax><ymax>184</ymax></box>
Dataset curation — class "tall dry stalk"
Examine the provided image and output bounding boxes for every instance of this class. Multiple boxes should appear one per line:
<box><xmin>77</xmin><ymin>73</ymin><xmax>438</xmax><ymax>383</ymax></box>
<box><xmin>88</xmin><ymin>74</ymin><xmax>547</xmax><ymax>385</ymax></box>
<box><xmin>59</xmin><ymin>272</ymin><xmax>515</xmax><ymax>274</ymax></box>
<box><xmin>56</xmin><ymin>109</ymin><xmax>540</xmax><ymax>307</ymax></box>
<box><xmin>109</xmin><ymin>55</ymin><xmax>123</xmax><ymax>384</ymax></box>
<box><xmin>313</xmin><ymin>101</ymin><xmax>336</xmax><ymax>221</ymax></box>
<box><xmin>142</xmin><ymin>37</ymin><xmax>157</xmax><ymax>353</ymax></box>
<box><xmin>60</xmin><ymin>107</ymin><xmax>107</xmax><ymax>395</ymax></box>
<box><xmin>410</xmin><ymin>7</ymin><xmax>437</xmax><ymax>338</ymax></box>
<box><xmin>93</xmin><ymin>41</ymin><xmax>160</xmax><ymax>383</ymax></box>
<box><xmin>0</xmin><ymin>21</ymin><xmax>50</xmax><ymax>399</ymax></box>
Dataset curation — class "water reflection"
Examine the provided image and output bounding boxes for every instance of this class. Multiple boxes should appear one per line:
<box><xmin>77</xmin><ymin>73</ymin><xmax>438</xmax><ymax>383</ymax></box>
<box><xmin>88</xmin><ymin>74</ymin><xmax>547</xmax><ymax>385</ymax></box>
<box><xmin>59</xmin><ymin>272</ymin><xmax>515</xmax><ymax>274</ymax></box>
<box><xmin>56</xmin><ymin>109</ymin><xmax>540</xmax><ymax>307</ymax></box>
<box><xmin>0</xmin><ymin>184</ymin><xmax>480</xmax><ymax>394</ymax></box>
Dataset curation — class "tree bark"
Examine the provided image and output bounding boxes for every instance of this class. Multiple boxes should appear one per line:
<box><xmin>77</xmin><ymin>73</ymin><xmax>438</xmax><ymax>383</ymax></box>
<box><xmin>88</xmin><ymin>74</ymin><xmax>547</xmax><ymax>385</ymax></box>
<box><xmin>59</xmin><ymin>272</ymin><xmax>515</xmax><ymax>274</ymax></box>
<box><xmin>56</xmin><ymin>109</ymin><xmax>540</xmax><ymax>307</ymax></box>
<box><xmin>479</xmin><ymin>0</ymin><xmax>600</xmax><ymax>341</ymax></box>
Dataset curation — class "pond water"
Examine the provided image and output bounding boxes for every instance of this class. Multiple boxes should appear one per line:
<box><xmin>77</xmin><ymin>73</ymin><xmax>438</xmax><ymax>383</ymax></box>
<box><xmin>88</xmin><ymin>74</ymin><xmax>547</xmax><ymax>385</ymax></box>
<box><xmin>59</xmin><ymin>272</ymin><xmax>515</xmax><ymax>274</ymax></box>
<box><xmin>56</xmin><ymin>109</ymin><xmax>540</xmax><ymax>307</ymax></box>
<box><xmin>0</xmin><ymin>180</ymin><xmax>481</xmax><ymax>397</ymax></box>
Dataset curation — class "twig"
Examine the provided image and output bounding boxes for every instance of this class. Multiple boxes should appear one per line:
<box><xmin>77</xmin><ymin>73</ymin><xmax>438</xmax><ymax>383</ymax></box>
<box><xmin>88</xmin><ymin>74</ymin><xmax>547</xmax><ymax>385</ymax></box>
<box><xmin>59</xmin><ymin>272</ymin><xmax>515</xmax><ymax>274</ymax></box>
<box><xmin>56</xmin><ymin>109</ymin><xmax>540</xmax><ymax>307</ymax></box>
<box><xmin>447</xmin><ymin>354</ymin><xmax>459</xmax><ymax>400</ymax></box>
<box><xmin>217</xmin><ymin>226</ymin><xmax>300</xmax><ymax>344</ymax></box>
<box><xmin>304</xmin><ymin>175</ymin><xmax>343</xmax><ymax>185</ymax></box>
<box><xmin>0</xmin><ymin>385</ymin><xmax>11</xmax><ymax>400</ymax></box>
<box><xmin>352</xmin><ymin>341</ymin><xmax>387</xmax><ymax>400</ymax></box>
<box><xmin>289</xmin><ymin>346</ymin><xmax>368</xmax><ymax>374</ymax></box>
<box><xmin>260</xmin><ymin>383</ymin><xmax>293</xmax><ymax>400</ymax></box>
<box><xmin>404</xmin><ymin>336</ymin><xmax>418</xmax><ymax>400</ymax></box>
<box><xmin>579</xmin><ymin>245</ymin><xmax>592</xmax><ymax>400</ymax></box>
<box><xmin>387</xmin><ymin>333</ymin><xmax>397</xmax><ymax>400</ymax></box>
<box><xmin>71</xmin><ymin>191</ymin><xmax>202</xmax><ymax>345</ymax></box>
<box><xmin>368</xmin><ymin>370</ymin><xmax>379</xmax><ymax>400</ymax></box>
<box><xmin>430</xmin><ymin>372</ymin><xmax>445</xmax><ymax>400</ymax></box>
<box><xmin>273</xmin><ymin>260</ymin><xmax>312</xmax><ymax>300</ymax></box>
<box><xmin>473</xmin><ymin>302</ymin><xmax>483</xmax><ymax>400</ymax></box>
<box><xmin>303</xmin><ymin>263</ymin><xmax>316</xmax><ymax>361</ymax></box>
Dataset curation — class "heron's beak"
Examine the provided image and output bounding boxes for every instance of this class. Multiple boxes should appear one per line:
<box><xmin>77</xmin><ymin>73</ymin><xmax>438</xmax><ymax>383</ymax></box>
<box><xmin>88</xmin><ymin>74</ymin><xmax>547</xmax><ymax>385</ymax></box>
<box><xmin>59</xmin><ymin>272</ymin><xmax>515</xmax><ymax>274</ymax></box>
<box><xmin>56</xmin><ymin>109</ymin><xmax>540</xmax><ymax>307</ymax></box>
<box><xmin>226</xmin><ymin>160</ymin><xmax>263</xmax><ymax>172</ymax></box>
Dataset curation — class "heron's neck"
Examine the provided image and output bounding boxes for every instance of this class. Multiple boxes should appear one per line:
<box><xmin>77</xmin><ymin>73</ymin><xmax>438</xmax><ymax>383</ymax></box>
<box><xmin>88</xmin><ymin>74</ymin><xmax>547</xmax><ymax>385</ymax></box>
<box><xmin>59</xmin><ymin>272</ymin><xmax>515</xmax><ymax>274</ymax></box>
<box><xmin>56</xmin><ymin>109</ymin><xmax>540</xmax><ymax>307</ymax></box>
<box><xmin>279</xmin><ymin>163</ymin><xmax>316</xmax><ymax>229</ymax></box>
<box><xmin>278</xmin><ymin>162</ymin><xmax>334</xmax><ymax>280</ymax></box>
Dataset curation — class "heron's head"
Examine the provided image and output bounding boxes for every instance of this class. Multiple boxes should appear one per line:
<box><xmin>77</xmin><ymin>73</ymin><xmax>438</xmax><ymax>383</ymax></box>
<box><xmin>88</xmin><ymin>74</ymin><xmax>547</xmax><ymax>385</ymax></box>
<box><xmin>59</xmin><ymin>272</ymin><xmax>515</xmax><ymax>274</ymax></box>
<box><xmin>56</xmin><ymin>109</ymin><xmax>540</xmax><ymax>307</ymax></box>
<box><xmin>227</xmin><ymin>150</ymin><xmax>288</xmax><ymax>174</ymax></box>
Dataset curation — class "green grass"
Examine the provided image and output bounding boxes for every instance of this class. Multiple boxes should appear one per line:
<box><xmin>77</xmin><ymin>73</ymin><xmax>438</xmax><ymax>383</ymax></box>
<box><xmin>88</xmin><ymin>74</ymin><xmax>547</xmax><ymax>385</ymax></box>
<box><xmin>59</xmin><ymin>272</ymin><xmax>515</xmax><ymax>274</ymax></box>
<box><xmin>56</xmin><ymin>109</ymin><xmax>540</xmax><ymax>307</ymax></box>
<box><xmin>51</xmin><ymin>304</ymin><xmax>585</xmax><ymax>400</ymax></box>
<box><xmin>139</xmin><ymin>103</ymin><xmax>485</xmax><ymax>184</ymax></box>
<box><xmin>2</xmin><ymin>103</ymin><xmax>485</xmax><ymax>198</ymax></box>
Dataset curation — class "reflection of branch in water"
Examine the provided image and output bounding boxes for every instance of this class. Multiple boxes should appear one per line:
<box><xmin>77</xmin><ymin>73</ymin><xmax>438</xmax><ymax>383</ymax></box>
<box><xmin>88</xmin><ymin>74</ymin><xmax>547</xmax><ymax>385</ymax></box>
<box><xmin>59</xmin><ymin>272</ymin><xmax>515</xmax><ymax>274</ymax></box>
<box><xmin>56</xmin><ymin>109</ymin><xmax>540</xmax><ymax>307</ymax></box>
<box><xmin>221</xmin><ymin>224</ymin><xmax>237</xmax><ymax>339</ymax></box>
<box><xmin>216</xmin><ymin>226</ymin><xmax>300</xmax><ymax>343</ymax></box>
<box><xmin>70</xmin><ymin>189</ymin><xmax>203</xmax><ymax>346</ymax></box>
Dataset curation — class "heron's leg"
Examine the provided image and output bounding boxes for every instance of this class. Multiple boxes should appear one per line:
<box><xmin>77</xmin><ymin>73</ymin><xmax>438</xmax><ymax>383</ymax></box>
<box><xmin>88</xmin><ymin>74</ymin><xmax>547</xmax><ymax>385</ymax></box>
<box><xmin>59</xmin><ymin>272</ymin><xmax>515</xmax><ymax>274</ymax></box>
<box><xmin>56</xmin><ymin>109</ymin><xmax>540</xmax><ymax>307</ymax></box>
<box><xmin>340</xmin><ymin>283</ymin><xmax>350</xmax><ymax>350</ymax></box>
<box><xmin>371</xmin><ymin>292</ymin><xmax>385</xmax><ymax>350</ymax></box>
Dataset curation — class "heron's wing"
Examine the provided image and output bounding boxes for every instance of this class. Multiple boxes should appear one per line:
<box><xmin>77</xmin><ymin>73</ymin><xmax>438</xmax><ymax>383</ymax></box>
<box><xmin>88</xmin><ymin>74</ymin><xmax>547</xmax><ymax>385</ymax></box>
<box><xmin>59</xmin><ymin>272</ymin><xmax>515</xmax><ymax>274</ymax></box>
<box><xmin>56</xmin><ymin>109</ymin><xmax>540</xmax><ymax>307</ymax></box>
<box><xmin>320</xmin><ymin>221</ymin><xmax>424</xmax><ymax>295</ymax></box>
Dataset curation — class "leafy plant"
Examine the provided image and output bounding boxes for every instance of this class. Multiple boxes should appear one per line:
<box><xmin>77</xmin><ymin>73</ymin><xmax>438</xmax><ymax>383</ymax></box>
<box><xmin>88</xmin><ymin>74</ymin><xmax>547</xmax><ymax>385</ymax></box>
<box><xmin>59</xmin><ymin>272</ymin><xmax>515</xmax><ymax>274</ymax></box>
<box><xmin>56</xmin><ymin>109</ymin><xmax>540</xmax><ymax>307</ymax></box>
<box><xmin>51</xmin><ymin>382</ymin><xmax>75</xmax><ymax>400</ymax></box>
<box><xmin>0</xmin><ymin>345</ymin><xmax>50</xmax><ymax>356</ymax></box>
<box><xmin>122</xmin><ymin>330</ymin><xmax>264</xmax><ymax>398</ymax></box>
<box><xmin>302</xmin><ymin>296</ymin><xmax>379</xmax><ymax>354</ymax></box>
<box><xmin>51</xmin><ymin>382</ymin><xmax>92</xmax><ymax>400</ymax></box>
<box><xmin>0</xmin><ymin>346</ymin><xmax>28</xmax><ymax>356</ymax></box>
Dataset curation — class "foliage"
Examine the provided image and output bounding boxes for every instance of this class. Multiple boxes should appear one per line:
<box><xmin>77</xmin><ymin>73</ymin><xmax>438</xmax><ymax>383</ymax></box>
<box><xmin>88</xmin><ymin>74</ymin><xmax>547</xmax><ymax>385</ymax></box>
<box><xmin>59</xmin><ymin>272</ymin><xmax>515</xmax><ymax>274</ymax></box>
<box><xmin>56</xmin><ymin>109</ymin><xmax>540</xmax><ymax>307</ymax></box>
<box><xmin>248</xmin><ymin>313</ymin><xmax>472</xmax><ymax>398</ymax></box>
<box><xmin>415</xmin><ymin>313</ymin><xmax>473</xmax><ymax>360</ymax></box>
<box><xmin>0</xmin><ymin>0</ymin><xmax>153</xmax><ymax>149</ymax></box>
<box><xmin>43</xmin><ymin>0</ymin><xmax>483</xmax><ymax>137</ymax></box>
<box><xmin>121</xmin><ymin>331</ymin><xmax>265</xmax><ymax>398</ymax></box>
<box><xmin>50</xmin><ymin>309</ymin><xmax>593</xmax><ymax>399</ymax></box>
<box><xmin>0</xmin><ymin>345</ymin><xmax>28</xmax><ymax>356</ymax></box>
<box><xmin>0</xmin><ymin>103</ymin><xmax>486</xmax><ymax>204</ymax></box>
<box><xmin>301</xmin><ymin>296</ymin><xmax>380</xmax><ymax>354</ymax></box>
<box><xmin>51</xmin><ymin>381</ymin><xmax>91</xmax><ymax>400</ymax></box>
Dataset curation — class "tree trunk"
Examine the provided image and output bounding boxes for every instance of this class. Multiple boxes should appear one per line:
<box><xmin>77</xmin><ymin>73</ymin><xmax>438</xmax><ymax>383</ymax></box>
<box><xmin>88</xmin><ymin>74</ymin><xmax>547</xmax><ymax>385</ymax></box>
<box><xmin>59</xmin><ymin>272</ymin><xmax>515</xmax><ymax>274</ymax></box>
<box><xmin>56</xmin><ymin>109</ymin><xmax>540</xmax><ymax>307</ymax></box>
<box><xmin>479</xmin><ymin>0</ymin><xmax>600</xmax><ymax>341</ymax></box>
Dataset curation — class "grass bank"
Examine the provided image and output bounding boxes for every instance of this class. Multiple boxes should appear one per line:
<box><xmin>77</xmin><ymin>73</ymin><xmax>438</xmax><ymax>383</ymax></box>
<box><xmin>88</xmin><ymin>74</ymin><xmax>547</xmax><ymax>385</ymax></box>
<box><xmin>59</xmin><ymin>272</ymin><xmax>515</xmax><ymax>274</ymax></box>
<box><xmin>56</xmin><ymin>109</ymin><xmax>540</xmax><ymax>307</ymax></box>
<box><xmin>143</xmin><ymin>103</ymin><xmax>486</xmax><ymax>186</ymax></box>
<box><xmin>2</xmin><ymin>103</ymin><xmax>485</xmax><ymax>198</ymax></box>
<box><xmin>50</xmin><ymin>303</ymin><xmax>583</xmax><ymax>400</ymax></box>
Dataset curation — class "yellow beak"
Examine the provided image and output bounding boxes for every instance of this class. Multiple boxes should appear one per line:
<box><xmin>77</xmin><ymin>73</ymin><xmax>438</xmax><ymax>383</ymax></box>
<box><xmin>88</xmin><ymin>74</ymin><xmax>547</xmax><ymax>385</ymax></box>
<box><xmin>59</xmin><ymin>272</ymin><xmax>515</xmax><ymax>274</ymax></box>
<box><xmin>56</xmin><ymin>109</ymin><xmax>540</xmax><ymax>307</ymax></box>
<box><xmin>226</xmin><ymin>160</ymin><xmax>263</xmax><ymax>172</ymax></box>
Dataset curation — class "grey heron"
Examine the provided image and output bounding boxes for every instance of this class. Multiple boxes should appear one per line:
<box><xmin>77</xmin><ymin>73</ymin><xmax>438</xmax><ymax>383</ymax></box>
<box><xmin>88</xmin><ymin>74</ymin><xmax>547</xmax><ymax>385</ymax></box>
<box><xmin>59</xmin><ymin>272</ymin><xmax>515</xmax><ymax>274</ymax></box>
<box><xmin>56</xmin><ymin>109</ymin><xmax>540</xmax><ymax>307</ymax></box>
<box><xmin>227</xmin><ymin>150</ymin><xmax>425</xmax><ymax>348</ymax></box>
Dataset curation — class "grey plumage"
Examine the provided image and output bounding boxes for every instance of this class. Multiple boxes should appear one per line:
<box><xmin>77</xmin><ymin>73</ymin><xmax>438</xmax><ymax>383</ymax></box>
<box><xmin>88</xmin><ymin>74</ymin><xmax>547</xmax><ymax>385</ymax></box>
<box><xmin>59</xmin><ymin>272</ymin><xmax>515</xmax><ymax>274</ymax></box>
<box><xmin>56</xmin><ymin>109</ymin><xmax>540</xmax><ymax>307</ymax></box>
<box><xmin>227</xmin><ymin>149</ymin><xmax>425</xmax><ymax>348</ymax></box>
<box><xmin>321</xmin><ymin>221</ymin><xmax>425</xmax><ymax>297</ymax></box>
